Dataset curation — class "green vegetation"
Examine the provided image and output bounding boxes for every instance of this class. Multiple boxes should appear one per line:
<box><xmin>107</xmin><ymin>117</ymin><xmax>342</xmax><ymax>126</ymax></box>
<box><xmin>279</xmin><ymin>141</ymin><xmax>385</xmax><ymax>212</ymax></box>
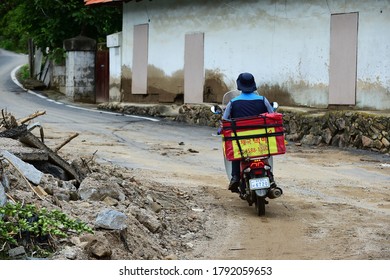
<box><xmin>17</xmin><ymin>64</ymin><xmax>30</xmax><ymax>81</ymax></box>
<box><xmin>0</xmin><ymin>0</ymin><xmax>122</xmax><ymax>57</ymax></box>
<box><xmin>0</xmin><ymin>202</ymin><xmax>93</xmax><ymax>258</ymax></box>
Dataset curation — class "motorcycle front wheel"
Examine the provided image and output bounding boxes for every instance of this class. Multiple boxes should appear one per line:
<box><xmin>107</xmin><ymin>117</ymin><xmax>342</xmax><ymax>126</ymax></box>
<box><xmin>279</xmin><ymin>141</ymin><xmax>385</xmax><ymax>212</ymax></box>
<box><xmin>255</xmin><ymin>196</ymin><xmax>266</xmax><ymax>216</ymax></box>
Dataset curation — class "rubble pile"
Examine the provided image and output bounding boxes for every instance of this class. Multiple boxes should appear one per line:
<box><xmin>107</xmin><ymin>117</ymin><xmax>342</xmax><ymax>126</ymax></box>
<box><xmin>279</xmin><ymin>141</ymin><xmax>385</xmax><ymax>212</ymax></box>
<box><xmin>0</xmin><ymin>110</ymin><xmax>211</xmax><ymax>260</ymax></box>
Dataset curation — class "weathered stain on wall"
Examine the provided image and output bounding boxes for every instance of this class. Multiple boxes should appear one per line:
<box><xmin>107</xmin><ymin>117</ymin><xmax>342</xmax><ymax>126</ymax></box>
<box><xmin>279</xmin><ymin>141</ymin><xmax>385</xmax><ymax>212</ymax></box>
<box><xmin>120</xmin><ymin>65</ymin><xmax>184</xmax><ymax>103</ymax></box>
<box><xmin>357</xmin><ymin>79</ymin><xmax>390</xmax><ymax>110</ymax></box>
<box><xmin>148</xmin><ymin>65</ymin><xmax>184</xmax><ymax>103</ymax></box>
<box><xmin>109</xmin><ymin>77</ymin><xmax>121</xmax><ymax>102</ymax></box>
<box><xmin>258</xmin><ymin>83</ymin><xmax>295</xmax><ymax>107</ymax></box>
<box><xmin>283</xmin><ymin>79</ymin><xmax>328</xmax><ymax>108</ymax></box>
<box><xmin>204</xmin><ymin>69</ymin><xmax>229</xmax><ymax>103</ymax></box>
<box><xmin>121</xmin><ymin>66</ymin><xmax>229</xmax><ymax>104</ymax></box>
<box><xmin>121</xmin><ymin>65</ymin><xmax>132</xmax><ymax>102</ymax></box>
<box><xmin>120</xmin><ymin>0</ymin><xmax>390</xmax><ymax>109</ymax></box>
<box><xmin>65</xmin><ymin>51</ymin><xmax>96</xmax><ymax>103</ymax></box>
<box><xmin>51</xmin><ymin>65</ymin><xmax>66</xmax><ymax>94</ymax></box>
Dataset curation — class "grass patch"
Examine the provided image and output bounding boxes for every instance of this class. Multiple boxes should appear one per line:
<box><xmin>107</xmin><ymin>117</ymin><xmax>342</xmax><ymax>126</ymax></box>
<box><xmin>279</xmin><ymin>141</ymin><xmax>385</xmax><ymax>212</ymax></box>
<box><xmin>16</xmin><ymin>64</ymin><xmax>30</xmax><ymax>82</ymax></box>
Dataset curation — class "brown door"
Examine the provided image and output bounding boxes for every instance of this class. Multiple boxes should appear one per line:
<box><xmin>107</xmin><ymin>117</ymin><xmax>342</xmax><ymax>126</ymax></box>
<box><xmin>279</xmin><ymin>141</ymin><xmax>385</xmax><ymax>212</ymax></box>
<box><xmin>96</xmin><ymin>50</ymin><xmax>109</xmax><ymax>103</ymax></box>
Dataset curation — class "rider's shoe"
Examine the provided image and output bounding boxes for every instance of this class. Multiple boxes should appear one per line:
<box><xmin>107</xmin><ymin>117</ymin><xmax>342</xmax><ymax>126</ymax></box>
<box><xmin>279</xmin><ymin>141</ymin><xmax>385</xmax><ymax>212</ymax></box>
<box><xmin>228</xmin><ymin>176</ymin><xmax>240</xmax><ymax>192</ymax></box>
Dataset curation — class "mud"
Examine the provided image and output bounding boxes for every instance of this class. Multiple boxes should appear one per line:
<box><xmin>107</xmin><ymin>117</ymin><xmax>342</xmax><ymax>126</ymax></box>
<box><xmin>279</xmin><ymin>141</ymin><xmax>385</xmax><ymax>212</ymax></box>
<box><xmin>204</xmin><ymin>69</ymin><xmax>229</xmax><ymax>103</ymax></box>
<box><xmin>259</xmin><ymin>83</ymin><xmax>295</xmax><ymax>106</ymax></box>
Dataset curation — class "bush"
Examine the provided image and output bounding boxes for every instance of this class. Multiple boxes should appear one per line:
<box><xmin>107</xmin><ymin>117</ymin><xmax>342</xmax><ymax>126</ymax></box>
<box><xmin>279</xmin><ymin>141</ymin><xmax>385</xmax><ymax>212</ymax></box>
<box><xmin>17</xmin><ymin>64</ymin><xmax>30</xmax><ymax>81</ymax></box>
<box><xmin>0</xmin><ymin>202</ymin><xmax>93</xmax><ymax>258</ymax></box>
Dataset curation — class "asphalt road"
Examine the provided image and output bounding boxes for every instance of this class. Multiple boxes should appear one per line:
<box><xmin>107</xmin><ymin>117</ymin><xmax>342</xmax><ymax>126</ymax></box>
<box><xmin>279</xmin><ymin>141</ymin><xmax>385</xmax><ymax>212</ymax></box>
<box><xmin>0</xmin><ymin>49</ymin><xmax>222</xmax><ymax>171</ymax></box>
<box><xmin>0</xmin><ymin>49</ymin><xmax>157</xmax><ymax>128</ymax></box>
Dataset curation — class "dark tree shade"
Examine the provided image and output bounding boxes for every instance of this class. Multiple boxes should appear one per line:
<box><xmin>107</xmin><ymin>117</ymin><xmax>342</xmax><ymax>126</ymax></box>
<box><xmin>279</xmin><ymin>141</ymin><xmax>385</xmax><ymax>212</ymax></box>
<box><xmin>0</xmin><ymin>0</ymin><xmax>122</xmax><ymax>54</ymax></box>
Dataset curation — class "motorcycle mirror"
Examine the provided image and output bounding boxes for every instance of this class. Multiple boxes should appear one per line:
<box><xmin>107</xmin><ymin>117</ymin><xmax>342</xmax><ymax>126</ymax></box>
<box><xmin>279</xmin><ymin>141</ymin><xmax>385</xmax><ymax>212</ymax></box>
<box><xmin>272</xmin><ymin>102</ymin><xmax>279</xmax><ymax>111</ymax></box>
<box><xmin>210</xmin><ymin>105</ymin><xmax>223</xmax><ymax>114</ymax></box>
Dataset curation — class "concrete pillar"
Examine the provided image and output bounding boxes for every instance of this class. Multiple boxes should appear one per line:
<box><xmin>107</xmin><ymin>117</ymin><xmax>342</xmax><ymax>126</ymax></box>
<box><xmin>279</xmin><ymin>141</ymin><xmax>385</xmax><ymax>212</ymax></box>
<box><xmin>107</xmin><ymin>32</ymin><xmax>122</xmax><ymax>102</ymax></box>
<box><xmin>64</xmin><ymin>36</ymin><xmax>96</xmax><ymax>103</ymax></box>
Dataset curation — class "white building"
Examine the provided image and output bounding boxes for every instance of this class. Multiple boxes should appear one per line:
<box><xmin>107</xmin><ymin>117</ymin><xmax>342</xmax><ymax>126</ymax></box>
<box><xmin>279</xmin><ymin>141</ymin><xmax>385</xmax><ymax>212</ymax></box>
<box><xmin>86</xmin><ymin>0</ymin><xmax>390</xmax><ymax>110</ymax></box>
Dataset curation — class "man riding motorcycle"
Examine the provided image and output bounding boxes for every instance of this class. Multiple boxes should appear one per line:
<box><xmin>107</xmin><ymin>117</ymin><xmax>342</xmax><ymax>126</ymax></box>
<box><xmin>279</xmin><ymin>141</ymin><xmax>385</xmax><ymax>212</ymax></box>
<box><xmin>222</xmin><ymin>72</ymin><xmax>275</xmax><ymax>193</ymax></box>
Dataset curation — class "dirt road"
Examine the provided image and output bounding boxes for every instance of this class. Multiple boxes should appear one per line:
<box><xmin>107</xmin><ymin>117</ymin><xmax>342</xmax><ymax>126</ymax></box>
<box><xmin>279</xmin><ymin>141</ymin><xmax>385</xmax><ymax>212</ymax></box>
<box><xmin>45</xmin><ymin>119</ymin><xmax>389</xmax><ymax>260</ymax></box>
<box><xmin>202</xmin><ymin>144</ymin><xmax>389</xmax><ymax>260</ymax></box>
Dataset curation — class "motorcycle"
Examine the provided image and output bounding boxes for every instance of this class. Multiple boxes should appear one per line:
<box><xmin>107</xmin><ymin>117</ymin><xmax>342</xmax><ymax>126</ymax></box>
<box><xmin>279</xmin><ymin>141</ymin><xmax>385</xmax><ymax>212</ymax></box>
<box><xmin>211</xmin><ymin>90</ymin><xmax>284</xmax><ymax>216</ymax></box>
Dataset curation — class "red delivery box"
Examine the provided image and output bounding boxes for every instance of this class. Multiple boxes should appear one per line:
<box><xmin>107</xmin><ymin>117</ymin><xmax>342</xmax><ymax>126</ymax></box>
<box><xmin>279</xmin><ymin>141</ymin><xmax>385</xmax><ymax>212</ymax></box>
<box><xmin>221</xmin><ymin>113</ymin><xmax>286</xmax><ymax>161</ymax></box>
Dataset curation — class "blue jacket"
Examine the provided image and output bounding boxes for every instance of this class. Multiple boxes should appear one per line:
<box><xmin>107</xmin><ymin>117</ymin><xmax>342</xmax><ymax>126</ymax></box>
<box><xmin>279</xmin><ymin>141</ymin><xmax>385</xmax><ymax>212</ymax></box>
<box><xmin>223</xmin><ymin>92</ymin><xmax>274</xmax><ymax>120</ymax></box>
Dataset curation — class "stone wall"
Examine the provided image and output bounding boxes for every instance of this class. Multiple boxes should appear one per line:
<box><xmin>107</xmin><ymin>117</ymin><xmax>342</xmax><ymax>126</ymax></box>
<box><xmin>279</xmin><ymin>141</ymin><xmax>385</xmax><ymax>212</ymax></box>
<box><xmin>98</xmin><ymin>102</ymin><xmax>390</xmax><ymax>154</ymax></box>
<box><xmin>279</xmin><ymin>109</ymin><xmax>390</xmax><ymax>154</ymax></box>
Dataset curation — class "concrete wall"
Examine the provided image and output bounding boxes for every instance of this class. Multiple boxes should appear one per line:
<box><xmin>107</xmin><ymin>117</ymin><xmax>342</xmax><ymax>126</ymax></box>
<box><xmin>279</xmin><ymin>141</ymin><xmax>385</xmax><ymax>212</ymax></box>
<box><xmin>65</xmin><ymin>51</ymin><xmax>95</xmax><ymax>102</ymax></box>
<box><xmin>357</xmin><ymin>2</ymin><xmax>390</xmax><ymax>110</ymax></box>
<box><xmin>120</xmin><ymin>0</ymin><xmax>390</xmax><ymax>109</ymax></box>
<box><xmin>51</xmin><ymin>65</ymin><xmax>66</xmax><ymax>93</ymax></box>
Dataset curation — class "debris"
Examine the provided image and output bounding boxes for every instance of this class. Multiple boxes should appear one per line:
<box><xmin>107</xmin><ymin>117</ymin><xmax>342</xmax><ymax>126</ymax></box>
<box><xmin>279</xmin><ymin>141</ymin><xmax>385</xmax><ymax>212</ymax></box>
<box><xmin>0</xmin><ymin>182</ymin><xmax>6</xmax><ymax>206</ymax></box>
<box><xmin>95</xmin><ymin>209</ymin><xmax>127</xmax><ymax>230</ymax></box>
<box><xmin>18</xmin><ymin>110</ymin><xmax>46</xmax><ymax>126</ymax></box>
<box><xmin>1</xmin><ymin>150</ymin><xmax>43</xmax><ymax>185</ymax></box>
<box><xmin>0</xmin><ymin>110</ymin><xmax>214</xmax><ymax>260</ymax></box>
<box><xmin>0</xmin><ymin>124</ymin><xmax>27</xmax><ymax>139</ymax></box>
<box><xmin>19</xmin><ymin>132</ymin><xmax>81</xmax><ymax>183</ymax></box>
<box><xmin>8</xmin><ymin>246</ymin><xmax>26</xmax><ymax>258</ymax></box>
<box><xmin>0</xmin><ymin>109</ymin><xmax>17</xmax><ymax>129</ymax></box>
<box><xmin>1</xmin><ymin>110</ymin><xmax>80</xmax><ymax>183</ymax></box>
<box><xmin>360</xmin><ymin>158</ymin><xmax>381</xmax><ymax>163</ymax></box>
<box><xmin>54</xmin><ymin>132</ymin><xmax>79</xmax><ymax>152</ymax></box>
<box><xmin>1</xmin><ymin>150</ymin><xmax>45</xmax><ymax>200</ymax></box>
<box><xmin>0</xmin><ymin>137</ymin><xmax>48</xmax><ymax>161</ymax></box>
<box><xmin>33</xmin><ymin>185</ymin><xmax>48</xmax><ymax>197</ymax></box>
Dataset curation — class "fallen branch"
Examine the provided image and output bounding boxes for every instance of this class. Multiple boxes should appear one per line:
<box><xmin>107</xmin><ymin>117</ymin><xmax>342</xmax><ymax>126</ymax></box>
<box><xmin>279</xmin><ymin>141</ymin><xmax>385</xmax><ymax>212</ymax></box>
<box><xmin>19</xmin><ymin>132</ymin><xmax>81</xmax><ymax>184</ymax></box>
<box><xmin>54</xmin><ymin>133</ymin><xmax>79</xmax><ymax>152</ymax></box>
<box><xmin>5</xmin><ymin>193</ymin><xmax>16</xmax><ymax>203</ymax></box>
<box><xmin>81</xmin><ymin>150</ymin><xmax>98</xmax><ymax>174</ymax></box>
<box><xmin>0</xmin><ymin>241</ymin><xmax>6</xmax><ymax>252</ymax></box>
<box><xmin>18</xmin><ymin>110</ymin><xmax>46</xmax><ymax>125</ymax></box>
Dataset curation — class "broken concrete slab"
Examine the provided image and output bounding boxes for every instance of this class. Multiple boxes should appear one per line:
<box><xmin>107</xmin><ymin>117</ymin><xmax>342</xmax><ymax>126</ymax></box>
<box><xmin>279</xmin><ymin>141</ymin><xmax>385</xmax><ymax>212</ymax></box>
<box><xmin>0</xmin><ymin>137</ymin><xmax>48</xmax><ymax>161</ymax></box>
<box><xmin>0</xmin><ymin>181</ymin><xmax>6</xmax><ymax>206</ymax></box>
<box><xmin>1</xmin><ymin>150</ymin><xmax>44</xmax><ymax>185</ymax></box>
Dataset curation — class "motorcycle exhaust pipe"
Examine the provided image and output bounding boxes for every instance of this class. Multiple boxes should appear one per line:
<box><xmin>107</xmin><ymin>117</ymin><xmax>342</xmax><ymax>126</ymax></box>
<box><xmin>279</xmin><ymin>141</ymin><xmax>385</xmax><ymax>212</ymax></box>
<box><xmin>268</xmin><ymin>187</ymin><xmax>283</xmax><ymax>199</ymax></box>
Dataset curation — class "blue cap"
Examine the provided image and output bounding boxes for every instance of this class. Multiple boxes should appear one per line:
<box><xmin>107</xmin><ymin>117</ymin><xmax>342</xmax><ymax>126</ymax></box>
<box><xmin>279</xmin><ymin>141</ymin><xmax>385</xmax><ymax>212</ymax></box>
<box><xmin>236</xmin><ymin>72</ymin><xmax>257</xmax><ymax>93</ymax></box>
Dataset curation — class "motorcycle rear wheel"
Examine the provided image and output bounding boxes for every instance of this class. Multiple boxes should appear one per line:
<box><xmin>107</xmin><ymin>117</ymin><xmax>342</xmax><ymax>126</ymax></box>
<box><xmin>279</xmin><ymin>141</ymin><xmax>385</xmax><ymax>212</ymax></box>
<box><xmin>255</xmin><ymin>196</ymin><xmax>266</xmax><ymax>216</ymax></box>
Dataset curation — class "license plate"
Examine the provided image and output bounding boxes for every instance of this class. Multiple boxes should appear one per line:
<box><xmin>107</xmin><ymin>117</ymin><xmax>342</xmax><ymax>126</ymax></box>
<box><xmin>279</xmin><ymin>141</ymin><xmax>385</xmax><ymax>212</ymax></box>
<box><xmin>249</xmin><ymin>177</ymin><xmax>270</xmax><ymax>190</ymax></box>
